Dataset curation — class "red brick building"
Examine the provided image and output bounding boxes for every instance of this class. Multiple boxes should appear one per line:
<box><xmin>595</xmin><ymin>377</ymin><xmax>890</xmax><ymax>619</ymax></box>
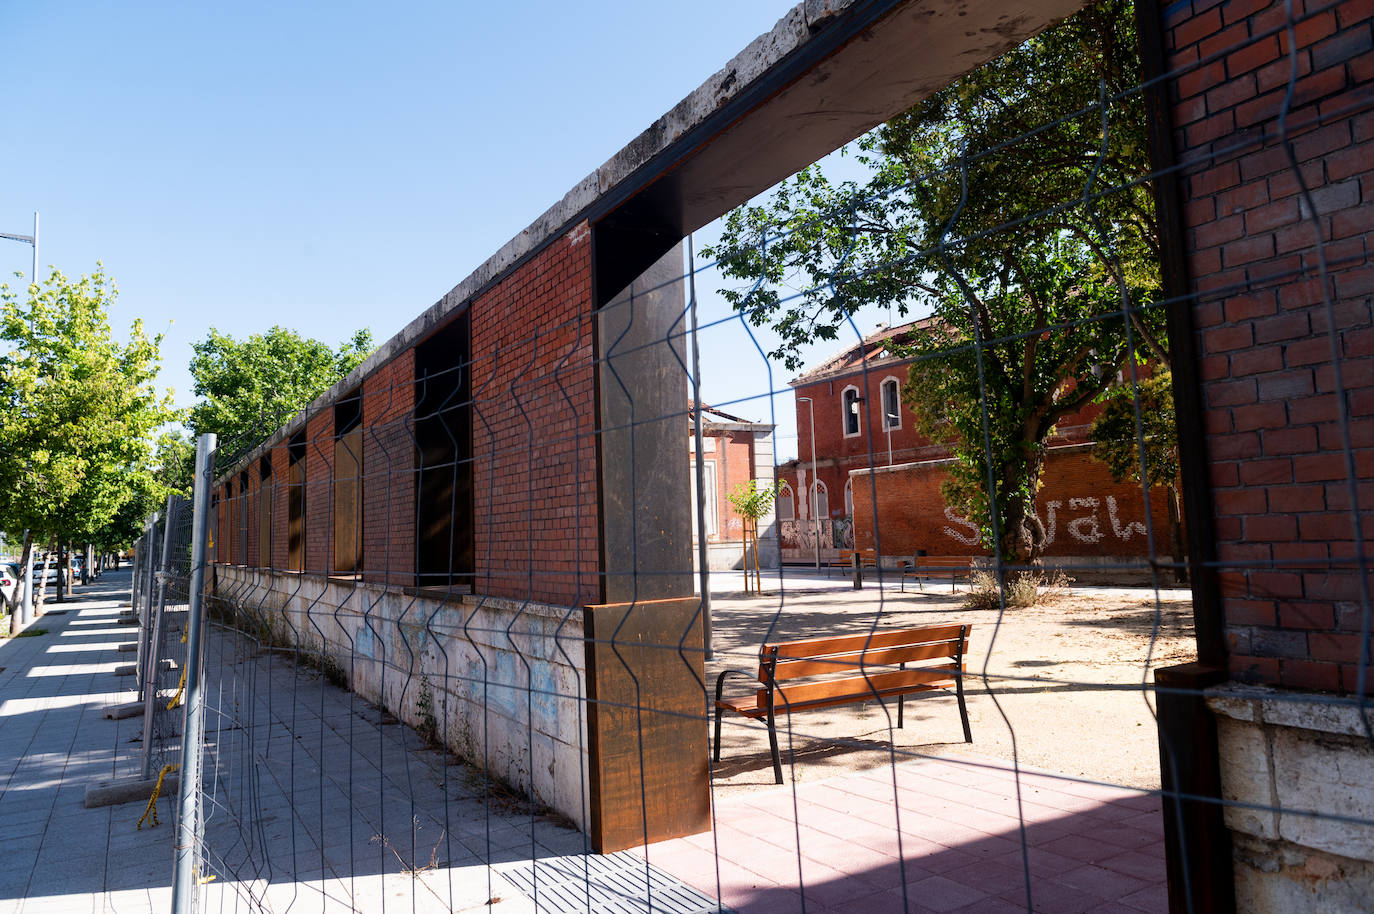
<box><xmin>779</xmin><ymin>321</ymin><xmax>1172</xmax><ymax>568</ymax></box>
<box><xmin>688</xmin><ymin>404</ymin><xmax>778</xmax><ymax>570</ymax></box>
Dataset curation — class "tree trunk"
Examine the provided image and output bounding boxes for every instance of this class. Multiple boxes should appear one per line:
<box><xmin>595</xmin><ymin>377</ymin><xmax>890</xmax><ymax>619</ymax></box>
<box><xmin>55</xmin><ymin>545</ymin><xmax>67</xmax><ymax>603</ymax></box>
<box><xmin>34</xmin><ymin>546</ymin><xmax>52</xmax><ymax>613</ymax></box>
<box><xmin>997</xmin><ymin>451</ymin><xmax>1048</xmax><ymax>568</ymax></box>
<box><xmin>1167</xmin><ymin>483</ymin><xmax>1188</xmax><ymax>585</ymax></box>
<box><xmin>7</xmin><ymin>532</ymin><xmax>34</xmax><ymax>636</ymax></box>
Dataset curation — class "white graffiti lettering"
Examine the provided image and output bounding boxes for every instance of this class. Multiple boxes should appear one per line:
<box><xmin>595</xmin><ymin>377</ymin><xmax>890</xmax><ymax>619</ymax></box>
<box><xmin>1044</xmin><ymin>500</ymin><xmax>1061</xmax><ymax>546</ymax></box>
<box><xmin>944</xmin><ymin>495</ymin><xmax>1146</xmax><ymax>548</ymax></box>
<box><xmin>942</xmin><ymin>506</ymin><xmax>981</xmax><ymax>545</ymax></box>
<box><xmin>1107</xmin><ymin>495</ymin><xmax>1147</xmax><ymax>540</ymax></box>
<box><xmin>1067</xmin><ymin>497</ymin><xmax>1104</xmax><ymax>543</ymax></box>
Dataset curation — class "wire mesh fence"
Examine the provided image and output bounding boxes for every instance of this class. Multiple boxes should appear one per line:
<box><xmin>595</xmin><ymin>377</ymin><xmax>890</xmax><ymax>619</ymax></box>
<box><xmin>162</xmin><ymin>0</ymin><xmax>1374</xmax><ymax>912</ymax></box>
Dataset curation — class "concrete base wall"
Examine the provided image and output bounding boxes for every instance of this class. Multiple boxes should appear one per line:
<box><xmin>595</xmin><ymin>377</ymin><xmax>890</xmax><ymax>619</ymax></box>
<box><xmin>1208</xmin><ymin>684</ymin><xmax>1374</xmax><ymax>912</ymax></box>
<box><xmin>212</xmin><ymin>565</ymin><xmax>591</xmax><ymax>832</ymax></box>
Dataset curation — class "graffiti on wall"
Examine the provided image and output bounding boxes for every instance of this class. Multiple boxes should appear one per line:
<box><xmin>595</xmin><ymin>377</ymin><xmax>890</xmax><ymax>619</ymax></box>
<box><xmin>779</xmin><ymin>518</ymin><xmax>855</xmax><ymax>552</ymax></box>
<box><xmin>942</xmin><ymin>496</ymin><xmax>1149</xmax><ymax>546</ymax></box>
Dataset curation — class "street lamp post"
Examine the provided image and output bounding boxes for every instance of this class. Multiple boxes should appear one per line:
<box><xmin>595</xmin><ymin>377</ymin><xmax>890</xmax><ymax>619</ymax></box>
<box><xmin>3</xmin><ymin>213</ymin><xmax>39</xmax><ymax>623</ymax></box>
<box><xmin>797</xmin><ymin>397</ymin><xmax>821</xmax><ymax>571</ymax></box>
<box><xmin>0</xmin><ymin>212</ymin><xmax>39</xmax><ymax>291</ymax></box>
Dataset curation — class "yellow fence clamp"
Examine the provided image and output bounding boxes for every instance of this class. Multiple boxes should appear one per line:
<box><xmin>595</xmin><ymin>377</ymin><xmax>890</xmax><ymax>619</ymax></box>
<box><xmin>136</xmin><ymin>762</ymin><xmax>179</xmax><ymax>830</ymax></box>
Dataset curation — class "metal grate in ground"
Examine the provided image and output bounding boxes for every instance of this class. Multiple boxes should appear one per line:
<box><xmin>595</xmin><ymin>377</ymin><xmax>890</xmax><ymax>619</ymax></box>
<box><xmin>497</xmin><ymin>851</ymin><xmax>727</xmax><ymax>914</ymax></box>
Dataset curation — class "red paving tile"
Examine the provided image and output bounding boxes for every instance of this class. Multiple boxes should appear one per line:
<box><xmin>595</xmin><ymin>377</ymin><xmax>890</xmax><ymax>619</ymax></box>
<box><xmin>1120</xmin><ymin>881</ymin><xmax>1169</xmax><ymax>911</ymax></box>
<box><xmin>905</xmin><ymin>873</ymin><xmax>992</xmax><ymax>911</ymax></box>
<box><xmin>1040</xmin><ymin>832</ymin><xmax>1138</xmax><ymax>865</ymax></box>
<box><xmin>1058</xmin><ymin>862</ymin><xmax>1151</xmax><ymax>898</ymax></box>
<box><xmin>1099</xmin><ymin>848</ymin><xmax>1170</xmax><ymax>881</ymax></box>
<box><xmin>633</xmin><ymin>754</ymin><xmax>1168</xmax><ymax>914</ymax></box>
<box><xmin>950</xmin><ymin>896</ymin><xmax>1033</xmax><ymax>914</ymax></box>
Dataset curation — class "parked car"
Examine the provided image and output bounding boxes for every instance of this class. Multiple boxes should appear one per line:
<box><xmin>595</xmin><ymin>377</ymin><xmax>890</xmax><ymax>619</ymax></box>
<box><xmin>0</xmin><ymin>563</ymin><xmax>19</xmax><ymax>607</ymax></box>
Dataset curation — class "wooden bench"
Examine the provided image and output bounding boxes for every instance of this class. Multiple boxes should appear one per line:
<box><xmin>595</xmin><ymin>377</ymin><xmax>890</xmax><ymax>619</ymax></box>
<box><xmin>826</xmin><ymin>547</ymin><xmax>878</xmax><ymax>577</ymax></box>
<box><xmin>901</xmin><ymin>556</ymin><xmax>976</xmax><ymax>593</ymax></box>
<box><xmin>713</xmin><ymin>624</ymin><xmax>973</xmax><ymax>783</ymax></box>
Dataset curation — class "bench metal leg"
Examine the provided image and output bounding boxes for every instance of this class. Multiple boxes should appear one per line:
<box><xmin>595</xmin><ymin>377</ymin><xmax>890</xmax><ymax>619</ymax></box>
<box><xmin>898</xmin><ymin>661</ymin><xmax>905</xmax><ymax>728</ymax></box>
<box><xmin>961</xmin><ymin>676</ymin><xmax>972</xmax><ymax>742</ymax></box>
<box><xmin>955</xmin><ymin>670</ymin><xmax>972</xmax><ymax>743</ymax></box>
<box><xmin>713</xmin><ymin>706</ymin><xmax>724</xmax><ymax>763</ymax></box>
<box><xmin>765</xmin><ymin>707</ymin><xmax>783</xmax><ymax>784</ymax></box>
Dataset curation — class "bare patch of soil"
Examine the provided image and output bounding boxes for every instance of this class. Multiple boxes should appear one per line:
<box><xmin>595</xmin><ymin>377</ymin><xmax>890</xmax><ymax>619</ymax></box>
<box><xmin>706</xmin><ymin>581</ymin><xmax>1195</xmax><ymax>796</ymax></box>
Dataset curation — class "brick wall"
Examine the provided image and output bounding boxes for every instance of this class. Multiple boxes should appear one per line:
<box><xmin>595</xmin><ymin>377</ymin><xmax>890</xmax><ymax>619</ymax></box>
<box><xmin>362</xmin><ymin>349</ymin><xmax>416</xmax><ymax>587</ymax></box>
<box><xmin>467</xmin><ymin>223</ymin><xmax>598</xmax><ymax>606</ymax></box>
<box><xmin>793</xmin><ymin>367</ymin><xmax>1108</xmax><ymax>523</ymax></box>
<box><xmin>303</xmin><ymin>410</ymin><xmax>335</xmax><ymax>576</ymax></box>
<box><xmin>850</xmin><ymin>446</ymin><xmax>1173</xmax><ymax>561</ymax></box>
<box><xmin>271</xmin><ymin>442</ymin><xmax>290</xmax><ymax>570</ymax></box>
<box><xmin>690</xmin><ymin>428</ymin><xmax>759</xmax><ymax>545</ymax></box>
<box><xmin>1168</xmin><ymin>0</ymin><xmax>1374</xmax><ymax>692</ymax></box>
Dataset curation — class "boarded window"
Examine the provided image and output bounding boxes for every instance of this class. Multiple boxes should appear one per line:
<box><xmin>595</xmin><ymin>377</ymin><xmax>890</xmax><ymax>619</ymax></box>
<box><xmin>287</xmin><ymin>431</ymin><xmax>305</xmax><ymax>572</ymax></box>
<box><xmin>238</xmin><ymin>470</ymin><xmax>250</xmax><ymax>566</ymax></box>
<box><xmin>414</xmin><ymin>314</ymin><xmax>474</xmax><ymax>588</ymax></box>
<box><xmin>777</xmin><ymin>483</ymin><xmax>794</xmax><ymax>521</ymax></box>
<box><xmin>334</xmin><ymin>392</ymin><xmax>363</xmax><ymax>575</ymax></box>
<box><xmin>258</xmin><ymin>455</ymin><xmax>272</xmax><ymax>567</ymax></box>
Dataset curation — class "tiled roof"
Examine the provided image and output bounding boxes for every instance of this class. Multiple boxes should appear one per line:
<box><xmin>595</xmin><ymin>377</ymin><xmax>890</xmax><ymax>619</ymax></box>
<box><xmin>789</xmin><ymin>316</ymin><xmax>939</xmax><ymax>386</ymax></box>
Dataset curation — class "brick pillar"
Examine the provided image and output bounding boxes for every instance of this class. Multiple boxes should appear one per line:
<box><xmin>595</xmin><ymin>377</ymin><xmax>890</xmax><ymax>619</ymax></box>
<box><xmin>1159</xmin><ymin>0</ymin><xmax>1374</xmax><ymax>908</ymax></box>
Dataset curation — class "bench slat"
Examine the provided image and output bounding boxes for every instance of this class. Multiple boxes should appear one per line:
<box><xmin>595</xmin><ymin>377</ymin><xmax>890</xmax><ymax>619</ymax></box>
<box><xmin>773</xmin><ymin>642</ymin><xmax>963</xmax><ymax>678</ymax></box>
<box><xmin>764</xmin><ymin>682</ymin><xmax>945</xmax><ymax>715</ymax></box>
<box><xmin>767</xmin><ymin>624</ymin><xmax>967</xmax><ymax>659</ymax></box>
<box><xmin>772</xmin><ymin>664</ymin><xmax>960</xmax><ymax>708</ymax></box>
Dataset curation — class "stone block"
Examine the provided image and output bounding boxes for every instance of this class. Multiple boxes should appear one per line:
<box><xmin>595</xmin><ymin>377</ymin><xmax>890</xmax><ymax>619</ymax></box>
<box><xmin>1272</xmin><ymin>727</ymin><xmax>1374</xmax><ymax>861</ymax></box>
<box><xmin>1216</xmin><ymin>716</ymin><xmax>1279</xmax><ymax>840</ymax></box>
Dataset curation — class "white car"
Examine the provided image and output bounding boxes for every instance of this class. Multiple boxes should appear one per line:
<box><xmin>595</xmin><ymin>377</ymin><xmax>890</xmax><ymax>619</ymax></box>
<box><xmin>0</xmin><ymin>563</ymin><xmax>19</xmax><ymax>608</ymax></box>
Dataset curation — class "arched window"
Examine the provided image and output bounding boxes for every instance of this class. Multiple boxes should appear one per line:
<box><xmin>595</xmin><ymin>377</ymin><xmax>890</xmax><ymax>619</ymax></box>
<box><xmin>841</xmin><ymin>386</ymin><xmax>861</xmax><ymax>437</ymax></box>
<box><xmin>881</xmin><ymin>377</ymin><xmax>902</xmax><ymax>430</ymax></box>
<box><xmin>777</xmin><ymin>482</ymin><xmax>795</xmax><ymax>521</ymax></box>
<box><xmin>811</xmin><ymin>480</ymin><xmax>830</xmax><ymax>520</ymax></box>
<box><xmin>843</xmin><ymin>477</ymin><xmax>854</xmax><ymax>518</ymax></box>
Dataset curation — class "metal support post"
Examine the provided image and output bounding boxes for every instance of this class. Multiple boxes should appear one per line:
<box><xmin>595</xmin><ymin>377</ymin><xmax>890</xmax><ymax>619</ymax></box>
<box><xmin>139</xmin><ymin>495</ymin><xmax>176</xmax><ymax>780</ymax></box>
<box><xmin>171</xmin><ymin>433</ymin><xmax>215</xmax><ymax>914</ymax></box>
<box><xmin>687</xmin><ymin>235</ymin><xmax>713</xmax><ymax>660</ymax></box>
<box><xmin>135</xmin><ymin>516</ymin><xmax>159</xmax><ymax>701</ymax></box>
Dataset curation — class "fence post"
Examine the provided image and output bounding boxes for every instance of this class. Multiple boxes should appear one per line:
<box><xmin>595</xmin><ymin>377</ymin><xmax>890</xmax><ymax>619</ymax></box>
<box><xmin>134</xmin><ymin>516</ymin><xmax>158</xmax><ymax>701</ymax></box>
<box><xmin>171</xmin><ymin>433</ymin><xmax>215</xmax><ymax>914</ymax></box>
<box><xmin>139</xmin><ymin>494</ymin><xmax>176</xmax><ymax>780</ymax></box>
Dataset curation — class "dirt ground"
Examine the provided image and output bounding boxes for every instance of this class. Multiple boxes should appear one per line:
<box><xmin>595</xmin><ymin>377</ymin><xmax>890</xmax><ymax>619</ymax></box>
<box><xmin>704</xmin><ymin>574</ymin><xmax>1196</xmax><ymax>797</ymax></box>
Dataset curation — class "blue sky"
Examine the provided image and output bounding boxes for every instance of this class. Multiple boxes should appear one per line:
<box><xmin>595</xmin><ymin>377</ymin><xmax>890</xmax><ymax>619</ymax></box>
<box><xmin>1</xmin><ymin>1</ymin><xmax>896</xmax><ymax>461</ymax></box>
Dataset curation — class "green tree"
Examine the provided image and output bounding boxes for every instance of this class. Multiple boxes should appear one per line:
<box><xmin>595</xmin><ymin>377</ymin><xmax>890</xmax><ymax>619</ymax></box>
<box><xmin>705</xmin><ymin>0</ymin><xmax>1163</xmax><ymax>568</ymax></box>
<box><xmin>188</xmin><ymin>326</ymin><xmax>374</xmax><ymax>455</ymax></box>
<box><xmin>1091</xmin><ymin>369</ymin><xmax>1185</xmax><ymax>581</ymax></box>
<box><xmin>0</xmin><ymin>266</ymin><xmax>176</xmax><ymax>623</ymax></box>
<box><xmin>87</xmin><ymin>430</ymin><xmax>197</xmax><ymax>557</ymax></box>
<box><xmin>726</xmin><ymin>478</ymin><xmax>781</xmax><ymax>593</ymax></box>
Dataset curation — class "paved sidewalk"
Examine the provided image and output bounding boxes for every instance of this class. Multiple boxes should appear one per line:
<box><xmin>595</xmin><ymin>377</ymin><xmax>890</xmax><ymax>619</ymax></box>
<box><xmin>0</xmin><ymin>570</ymin><xmax>179</xmax><ymax>914</ymax></box>
<box><xmin>637</xmin><ymin>756</ymin><xmax>1167</xmax><ymax>913</ymax></box>
<box><xmin>1</xmin><ymin>569</ymin><xmax>1167</xmax><ymax>913</ymax></box>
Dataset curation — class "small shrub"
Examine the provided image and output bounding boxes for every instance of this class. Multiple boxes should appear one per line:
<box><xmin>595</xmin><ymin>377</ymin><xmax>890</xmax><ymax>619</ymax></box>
<box><xmin>964</xmin><ymin>569</ymin><xmax>1072</xmax><ymax>610</ymax></box>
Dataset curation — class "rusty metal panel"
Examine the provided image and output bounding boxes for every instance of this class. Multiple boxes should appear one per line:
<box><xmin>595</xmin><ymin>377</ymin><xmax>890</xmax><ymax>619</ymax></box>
<box><xmin>257</xmin><ymin>478</ymin><xmax>271</xmax><ymax>568</ymax></box>
<box><xmin>287</xmin><ymin>458</ymin><xmax>304</xmax><ymax>572</ymax></box>
<box><xmin>584</xmin><ymin>596</ymin><xmax>710</xmax><ymax>853</ymax></box>
<box><xmin>333</xmin><ymin>426</ymin><xmax>363</xmax><ymax>574</ymax></box>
